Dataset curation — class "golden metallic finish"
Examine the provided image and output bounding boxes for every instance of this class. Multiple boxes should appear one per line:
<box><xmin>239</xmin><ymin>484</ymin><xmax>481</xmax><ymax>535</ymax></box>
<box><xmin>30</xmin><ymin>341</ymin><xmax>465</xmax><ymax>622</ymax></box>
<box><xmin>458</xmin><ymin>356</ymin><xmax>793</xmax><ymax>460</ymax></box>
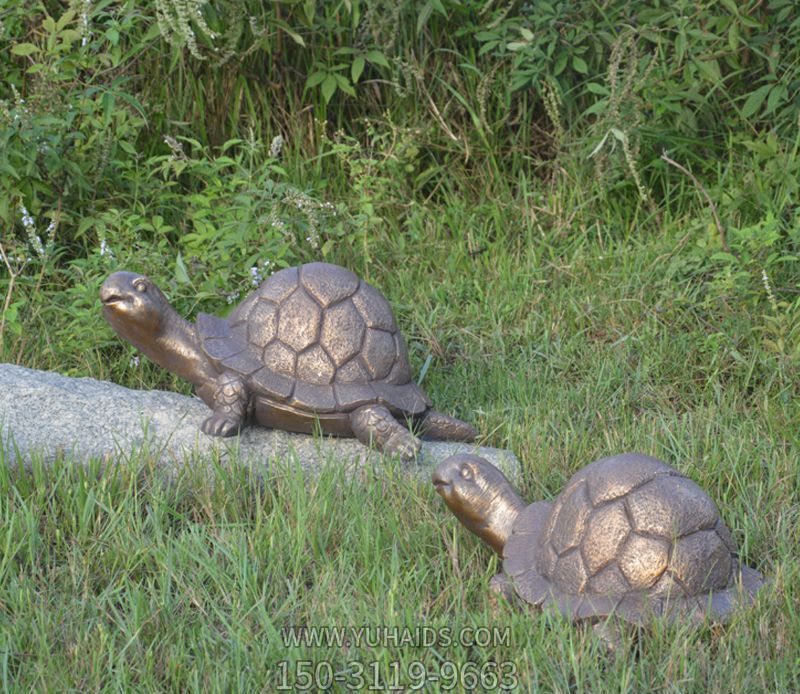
<box><xmin>100</xmin><ymin>263</ymin><xmax>477</xmax><ymax>460</ymax></box>
<box><xmin>433</xmin><ymin>452</ymin><xmax>766</xmax><ymax>624</ymax></box>
<box><xmin>432</xmin><ymin>454</ymin><xmax>526</xmax><ymax>555</ymax></box>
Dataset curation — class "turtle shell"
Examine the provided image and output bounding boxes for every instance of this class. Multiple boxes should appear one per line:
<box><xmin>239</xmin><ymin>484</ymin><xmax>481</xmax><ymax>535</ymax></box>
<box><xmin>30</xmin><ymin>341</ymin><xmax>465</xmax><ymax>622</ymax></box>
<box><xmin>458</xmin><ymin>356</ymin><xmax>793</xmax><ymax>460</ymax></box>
<box><xmin>503</xmin><ymin>453</ymin><xmax>765</xmax><ymax>624</ymax></box>
<box><xmin>196</xmin><ymin>262</ymin><xmax>430</xmax><ymax>415</ymax></box>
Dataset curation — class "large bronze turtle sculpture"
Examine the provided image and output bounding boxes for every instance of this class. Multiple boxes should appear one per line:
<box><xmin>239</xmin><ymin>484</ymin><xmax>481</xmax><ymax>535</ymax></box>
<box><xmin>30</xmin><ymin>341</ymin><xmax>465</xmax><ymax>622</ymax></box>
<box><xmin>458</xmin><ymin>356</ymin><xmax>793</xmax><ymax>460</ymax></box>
<box><xmin>433</xmin><ymin>452</ymin><xmax>765</xmax><ymax>626</ymax></box>
<box><xmin>100</xmin><ymin>262</ymin><xmax>476</xmax><ymax>459</ymax></box>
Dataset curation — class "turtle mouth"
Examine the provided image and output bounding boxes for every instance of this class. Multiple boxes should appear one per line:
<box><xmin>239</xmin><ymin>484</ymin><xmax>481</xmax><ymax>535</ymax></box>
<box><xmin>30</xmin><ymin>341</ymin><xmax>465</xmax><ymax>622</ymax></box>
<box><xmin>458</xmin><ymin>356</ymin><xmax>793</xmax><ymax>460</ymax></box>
<box><xmin>431</xmin><ymin>471</ymin><xmax>452</xmax><ymax>495</ymax></box>
<box><xmin>99</xmin><ymin>286</ymin><xmax>128</xmax><ymax>306</ymax></box>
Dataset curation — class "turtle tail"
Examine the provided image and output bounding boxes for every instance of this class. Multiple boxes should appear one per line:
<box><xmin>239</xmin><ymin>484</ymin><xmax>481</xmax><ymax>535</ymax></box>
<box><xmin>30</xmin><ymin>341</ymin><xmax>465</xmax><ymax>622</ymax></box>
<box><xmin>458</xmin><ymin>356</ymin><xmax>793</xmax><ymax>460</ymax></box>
<box><xmin>418</xmin><ymin>410</ymin><xmax>477</xmax><ymax>442</ymax></box>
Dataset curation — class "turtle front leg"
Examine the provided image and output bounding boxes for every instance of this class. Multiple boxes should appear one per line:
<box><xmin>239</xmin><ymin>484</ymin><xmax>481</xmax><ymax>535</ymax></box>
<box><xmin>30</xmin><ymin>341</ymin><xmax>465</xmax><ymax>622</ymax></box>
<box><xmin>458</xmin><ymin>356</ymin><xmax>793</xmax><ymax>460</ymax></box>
<box><xmin>350</xmin><ymin>404</ymin><xmax>421</xmax><ymax>461</ymax></box>
<box><xmin>201</xmin><ymin>373</ymin><xmax>249</xmax><ymax>437</ymax></box>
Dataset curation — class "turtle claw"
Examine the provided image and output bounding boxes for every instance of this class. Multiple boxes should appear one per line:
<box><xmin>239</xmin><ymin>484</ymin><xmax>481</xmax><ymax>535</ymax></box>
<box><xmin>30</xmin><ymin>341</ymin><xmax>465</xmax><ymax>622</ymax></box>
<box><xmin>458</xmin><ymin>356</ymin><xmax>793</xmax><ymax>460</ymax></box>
<box><xmin>385</xmin><ymin>432</ymin><xmax>422</xmax><ymax>462</ymax></box>
<box><xmin>201</xmin><ymin>413</ymin><xmax>242</xmax><ymax>437</ymax></box>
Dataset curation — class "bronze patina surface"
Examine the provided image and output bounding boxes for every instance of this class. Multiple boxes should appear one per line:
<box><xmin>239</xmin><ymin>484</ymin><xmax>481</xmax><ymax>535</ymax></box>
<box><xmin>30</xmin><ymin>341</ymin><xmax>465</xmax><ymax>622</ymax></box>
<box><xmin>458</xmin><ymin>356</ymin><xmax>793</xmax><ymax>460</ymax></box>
<box><xmin>100</xmin><ymin>262</ymin><xmax>476</xmax><ymax>460</ymax></box>
<box><xmin>433</xmin><ymin>452</ymin><xmax>766</xmax><ymax>625</ymax></box>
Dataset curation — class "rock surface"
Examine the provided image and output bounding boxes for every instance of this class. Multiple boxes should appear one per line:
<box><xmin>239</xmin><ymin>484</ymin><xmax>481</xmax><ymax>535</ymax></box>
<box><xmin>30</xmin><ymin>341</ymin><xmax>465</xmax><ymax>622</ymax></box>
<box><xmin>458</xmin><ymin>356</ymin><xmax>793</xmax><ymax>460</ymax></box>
<box><xmin>0</xmin><ymin>364</ymin><xmax>519</xmax><ymax>480</ymax></box>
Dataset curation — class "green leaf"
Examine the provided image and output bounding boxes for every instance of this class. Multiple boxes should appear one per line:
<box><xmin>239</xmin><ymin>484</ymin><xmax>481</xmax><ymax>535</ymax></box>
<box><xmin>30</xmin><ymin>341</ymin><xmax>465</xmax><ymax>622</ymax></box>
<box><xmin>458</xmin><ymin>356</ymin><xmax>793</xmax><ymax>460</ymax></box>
<box><xmin>365</xmin><ymin>50</ymin><xmax>389</xmax><ymax>67</ymax></box>
<box><xmin>11</xmin><ymin>43</ymin><xmax>39</xmax><ymax>56</ymax></box>
<box><xmin>510</xmin><ymin>73</ymin><xmax>531</xmax><ymax>91</ymax></box>
<box><xmin>765</xmin><ymin>85</ymin><xmax>787</xmax><ymax>115</ymax></box>
<box><xmin>572</xmin><ymin>56</ymin><xmax>588</xmax><ymax>74</ymax></box>
<box><xmin>305</xmin><ymin>71</ymin><xmax>327</xmax><ymax>89</ymax></box>
<box><xmin>77</xmin><ymin>217</ymin><xmax>95</xmax><ymax>237</ymax></box>
<box><xmin>675</xmin><ymin>31</ymin><xmax>687</xmax><ymax>63</ymax></box>
<box><xmin>583</xmin><ymin>101</ymin><xmax>608</xmax><ymax>117</ymax></box>
<box><xmin>56</xmin><ymin>9</ymin><xmax>77</xmax><ymax>31</ymax></box>
<box><xmin>334</xmin><ymin>74</ymin><xmax>356</xmax><ymax>97</ymax></box>
<box><xmin>553</xmin><ymin>52</ymin><xmax>568</xmax><ymax>76</ymax></box>
<box><xmin>272</xmin><ymin>19</ymin><xmax>305</xmax><ymax>47</ymax></box>
<box><xmin>321</xmin><ymin>74</ymin><xmax>337</xmax><ymax>103</ymax></box>
<box><xmin>43</xmin><ymin>16</ymin><xmax>56</xmax><ymax>33</ymax></box>
<box><xmin>175</xmin><ymin>252</ymin><xmax>190</xmax><ymax>284</ymax></box>
<box><xmin>102</xmin><ymin>92</ymin><xmax>116</xmax><ymax>125</ymax></box>
<box><xmin>727</xmin><ymin>22</ymin><xmax>739</xmax><ymax>51</ymax></box>
<box><xmin>143</xmin><ymin>23</ymin><xmax>162</xmax><ymax>42</ymax></box>
<box><xmin>740</xmin><ymin>84</ymin><xmax>772</xmax><ymax>118</ymax></box>
<box><xmin>694</xmin><ymin>58</ymin><xmax>721</xmax><ymax>83</ymax></box>
<box><xmin>303</xmin><ymin>0</ymin><xmax>316</xmax><ymax>23</ymax></box>
<box><xmin>588</xmin><ymin>131</ymin><xmax>610</xmax><ymax>158</ymax></box>
<box><xmin>351</xmin><ymin>56</ymin><xmax>365</xmax><ymax>83</ymax></box>
<box><xmin>585</xmin><ymin>82</ymin><xmax>609</xmax><ymax>95</ymax></box>
<box><xmin>118</xmin><ymin>140</ymin><xmax>137</xmax><ymax>155</ymax></box>
<box><xmin>417</xmin><ymin>1</ymin><xmax>434</xmax><ymax>34</ymax></box>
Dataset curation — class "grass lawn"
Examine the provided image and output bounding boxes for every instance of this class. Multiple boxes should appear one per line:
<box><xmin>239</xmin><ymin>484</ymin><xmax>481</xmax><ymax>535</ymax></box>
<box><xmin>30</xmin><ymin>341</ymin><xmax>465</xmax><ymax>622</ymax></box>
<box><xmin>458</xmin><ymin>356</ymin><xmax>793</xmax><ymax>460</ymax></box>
<box><xmin>1</xmin><ymin>187</ymin><xmax>797</xmax><ymax>691</ymax></box>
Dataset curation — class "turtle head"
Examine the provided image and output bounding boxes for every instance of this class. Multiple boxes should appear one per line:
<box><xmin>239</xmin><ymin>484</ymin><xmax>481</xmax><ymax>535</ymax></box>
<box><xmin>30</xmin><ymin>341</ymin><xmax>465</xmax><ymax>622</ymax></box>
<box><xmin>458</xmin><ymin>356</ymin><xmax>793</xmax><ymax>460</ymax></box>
<box><xmin>433</xmin><ymin>454</ymin><xmax>526</xmax><ymax>555</ymax></box>
<box><xmin>100</xmin><ymin>271</ymin><xmax>174</xmax><ymax>348</ymax></box>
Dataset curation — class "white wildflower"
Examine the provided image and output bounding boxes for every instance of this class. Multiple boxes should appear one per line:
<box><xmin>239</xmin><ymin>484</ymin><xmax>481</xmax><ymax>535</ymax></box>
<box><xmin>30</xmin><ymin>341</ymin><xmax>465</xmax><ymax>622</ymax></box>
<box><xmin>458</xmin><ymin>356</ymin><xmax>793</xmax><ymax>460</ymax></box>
<box><xmin>19</xmin><ymin>204</ymin><xmax>45</xmax><ymax>258</ymax></box>
<box><xmin>80</xmin><ymin>0</ymin><xmax>92</xmax><ymax>46</ymax></box>
<box><xmin>249</xmin><ymin>265</ymin><xmax>264</xmax><ymax>287</ymax></box>
<box><xmin>163</xmin><ymin>135</ymin><xmax>187</xmax><ymax>161</ymax></box>
<box><xmin>269</xmin><ymin>134</ymin><xmax>284</xmax><ymax>158</ymax></box>
<box><xmin>99</xmin><ymin>238</ymin><xmax>115</xmax><ymax>259</ymax></box>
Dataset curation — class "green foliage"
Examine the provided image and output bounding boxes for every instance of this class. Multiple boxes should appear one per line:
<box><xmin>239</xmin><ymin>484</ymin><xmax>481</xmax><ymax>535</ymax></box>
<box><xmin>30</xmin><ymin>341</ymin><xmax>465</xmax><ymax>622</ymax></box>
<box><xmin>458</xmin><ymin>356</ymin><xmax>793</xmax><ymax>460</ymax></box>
<box><xmin>0</xmin><ymin>0</ymin><xmax>797</xmax><ymax>367</ymax></box>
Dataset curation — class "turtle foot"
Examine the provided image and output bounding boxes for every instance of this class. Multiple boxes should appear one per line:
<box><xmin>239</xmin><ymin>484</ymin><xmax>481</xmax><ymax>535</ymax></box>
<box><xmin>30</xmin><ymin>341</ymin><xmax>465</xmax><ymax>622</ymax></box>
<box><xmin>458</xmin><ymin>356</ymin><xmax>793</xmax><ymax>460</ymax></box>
<box><xmin>201</xmin><ymin>413</ymin><xmax>242</xmax><ymax>437</ymax></box>
<box><xmin>350</xmin><ymin>404</ymin><xmax>421</xmax><ymax>461</ymax></box>
<box><xmin>384</xmin><ymin>430</ymin><xmax>422</xmax><ymax>462</ymax></box>
<box><xmin>203</xmin><ymin>373</ymin><xmax>248</xmax><ymax>437</ymax></box>
<box><xmin>591</xmin><ymin>620</ymin><xmax>626</xmax><ymax>656</ymax></box>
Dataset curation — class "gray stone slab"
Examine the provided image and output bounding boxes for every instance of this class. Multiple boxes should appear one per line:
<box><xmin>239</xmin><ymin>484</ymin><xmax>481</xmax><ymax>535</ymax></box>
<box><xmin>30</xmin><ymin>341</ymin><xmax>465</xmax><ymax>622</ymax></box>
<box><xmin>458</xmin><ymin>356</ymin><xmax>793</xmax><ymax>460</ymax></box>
<box><xmin>0</xmin><ymin>364</ymin><xmax>519</xmax><ymax>481</ymax></box>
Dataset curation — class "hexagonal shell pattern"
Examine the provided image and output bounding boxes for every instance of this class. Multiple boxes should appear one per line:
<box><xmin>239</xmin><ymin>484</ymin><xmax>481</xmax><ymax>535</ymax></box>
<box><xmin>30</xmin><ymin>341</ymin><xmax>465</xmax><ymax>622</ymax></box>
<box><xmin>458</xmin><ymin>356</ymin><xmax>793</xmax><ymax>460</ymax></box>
<box><xmin>320</xmin><ymin>300</ymin><xmax>366</xmax><ymax>367</ymax></box>
<box><xmin>495</xmin><ymin>453</ymin><xmax>766</xmax><ymax>625</ymax></box>
<box><xmin>300</xmin><ymin>262</ymin><xmax>360</xmax><ymax>307</ymax></box>
<box><xmin>671</xmin><ymin>530</ymin><xmax>732</xmax><ymax>594</ymax></box>
<box><xmin>258</xmin><ymin>266</ymin><xmax>299</xmax><ymax>303</ymax></box>
<box><xmin>351</xmin><ymin>282</ymin><xmax>397</xmax><ymax>331</ymax></box>
<box><xmin>361</xmin><ymin>329</ymin><xmax>397</xmax><ymax>379</ymax></box>
<box><xmin>627</xmin><ymin>475</ymin><xmax>719</xmax><ymax>538</ymax></box>
<box><xmin>196</xmin><ymin>262</ymin><xmax>428</xmax><ymax>417</ymax></box>
<box><xmin>617</xmin><ymin>534</ymin><xmax>670</xmax><ymax>590</ymax></box>
<box><xmin>246</xmin><ymin>301</ymin><xmax>278</xmax><ymax>348</ymax></box>
<box><xmin>263</xmin><ymin>341</ymin><xmax>297</xmax><ymax>376</ymax></box>
<box><xmin>296</xmin><ymin>345</ymin><xmax>336</xmax><ymax>385</ymax></box>
<box><xmin>580</xmin><ymin>501</ymin><xmax>630</xmax><ymax>575</ymax></box>
<box><xmin>277</xmin><ymin>289</ymin><xmax>322</xmax><ymax>352</ymax></box>
<box><xmin>548</xmin><ymin>482</ymin><xmax>592</xmax><ymax>555</ymax></box>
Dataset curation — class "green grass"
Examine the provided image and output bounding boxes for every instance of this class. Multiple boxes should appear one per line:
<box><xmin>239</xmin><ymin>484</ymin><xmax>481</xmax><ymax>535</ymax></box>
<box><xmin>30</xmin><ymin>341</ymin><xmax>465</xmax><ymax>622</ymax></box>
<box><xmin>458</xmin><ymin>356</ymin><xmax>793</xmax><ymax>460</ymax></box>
<box><xmin>1</xmin><ymin>193</ymin><xmax>798</xmax><ymax>691</ymax></box>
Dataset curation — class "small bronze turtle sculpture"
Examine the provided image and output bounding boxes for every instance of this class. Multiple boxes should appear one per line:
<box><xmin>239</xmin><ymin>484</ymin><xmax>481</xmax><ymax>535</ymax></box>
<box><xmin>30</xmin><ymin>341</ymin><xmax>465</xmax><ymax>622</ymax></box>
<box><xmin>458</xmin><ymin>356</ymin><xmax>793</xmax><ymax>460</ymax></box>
<box><xmin>100</xmin><ymin>262</ymin><xmax>476</xmax><ymax>459</ymax></box>
<box><xmin>433</xmin><ymin>452</ymin><xmax>765</xmax><ymax>626</ymax></box>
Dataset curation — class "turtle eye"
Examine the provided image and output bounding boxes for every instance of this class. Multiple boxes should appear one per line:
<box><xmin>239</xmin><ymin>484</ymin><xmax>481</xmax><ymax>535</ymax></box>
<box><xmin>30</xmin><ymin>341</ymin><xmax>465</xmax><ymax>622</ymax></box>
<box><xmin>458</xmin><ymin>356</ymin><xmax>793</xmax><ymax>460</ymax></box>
<box><xmin>133</xmin><ymin>279</ymin><xmax>147</xmax><ymax>292</ymax></box>
<box><xmin>460</xmin><ymin>465</ymin><xmax>473</xmax><ymax>480</ymax></box>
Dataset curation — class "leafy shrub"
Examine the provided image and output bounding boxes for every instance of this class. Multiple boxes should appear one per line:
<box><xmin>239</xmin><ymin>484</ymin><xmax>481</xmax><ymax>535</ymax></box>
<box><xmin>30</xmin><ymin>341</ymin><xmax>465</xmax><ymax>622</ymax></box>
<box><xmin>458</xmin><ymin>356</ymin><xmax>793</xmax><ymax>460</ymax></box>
<box><xmin>1</xmin><ymin>0</ymin><xmax>799</xmax><ymax>369</ymax></box>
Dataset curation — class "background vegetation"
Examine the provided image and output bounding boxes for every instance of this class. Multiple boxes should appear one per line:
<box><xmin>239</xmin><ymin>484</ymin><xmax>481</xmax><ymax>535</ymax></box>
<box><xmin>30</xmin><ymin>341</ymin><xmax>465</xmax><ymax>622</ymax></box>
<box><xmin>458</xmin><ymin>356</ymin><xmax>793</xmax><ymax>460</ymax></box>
<box><xmin>1</xmin><ymin>0</ymin><xmax>798</xmax><ymax>690</ymax></box>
